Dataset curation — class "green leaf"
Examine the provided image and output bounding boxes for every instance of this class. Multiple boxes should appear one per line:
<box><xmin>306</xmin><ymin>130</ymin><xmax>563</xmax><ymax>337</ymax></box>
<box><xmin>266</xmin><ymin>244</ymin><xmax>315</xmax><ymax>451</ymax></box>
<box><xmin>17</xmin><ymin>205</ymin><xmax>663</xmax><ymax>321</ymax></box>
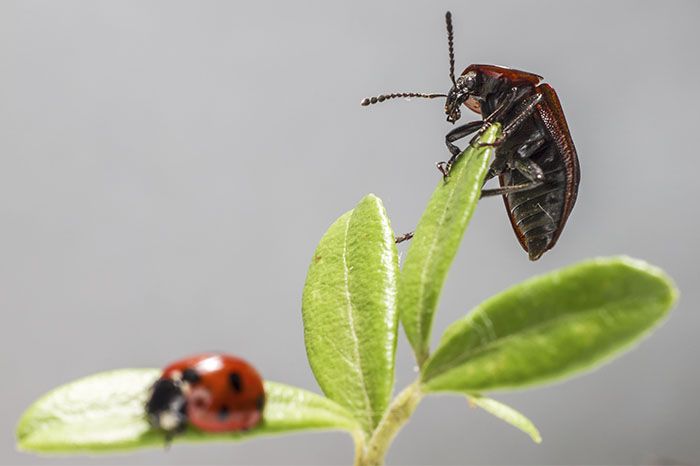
<box><xmin>17</xmin><ymin>369</ymin><xmax>361</xmax><ymax>454</ymax></box>
<box><xmin>422</xmin><ymin>257</ymin><xmax>678</xmax><ymax>392</ymax></box>
<box><xmin>467</xmin><ymin>395</ymin><xmax>542</xmax><ymax>443</ymax></box>
<box><xmin>302</xmin><ymin>194</ymin><xmax>399</xmax><ymax>434</ymax></box>
<box><xmin>398</xmin><ymin>124</ymin><xmax>501</xmax><ymax>364</ymax></box>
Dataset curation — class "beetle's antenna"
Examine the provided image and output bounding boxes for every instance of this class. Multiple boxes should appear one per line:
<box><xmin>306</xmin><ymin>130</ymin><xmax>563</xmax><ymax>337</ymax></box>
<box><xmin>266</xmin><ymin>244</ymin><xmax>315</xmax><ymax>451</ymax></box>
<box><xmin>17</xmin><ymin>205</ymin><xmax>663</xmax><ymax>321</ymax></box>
<box><xmin>360</xmin><ymin>92</ymin><xmax>447</xmax><ymax>106</ymax></box>
<box><xmin>446</xmin><ymin>11</ymin><xmax>456</xmax><ymax>86</ymax></box>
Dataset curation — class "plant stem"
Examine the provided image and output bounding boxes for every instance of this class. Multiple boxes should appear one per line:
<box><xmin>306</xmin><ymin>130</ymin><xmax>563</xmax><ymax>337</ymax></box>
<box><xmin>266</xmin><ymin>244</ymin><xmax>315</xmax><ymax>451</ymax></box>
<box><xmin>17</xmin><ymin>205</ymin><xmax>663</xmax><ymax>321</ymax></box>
<box><xmin>356</xmin><ymin>381</ymin><xmax>423</xmax><ymax>466</ymax></box>
<box><xmin>352</xmin><ymin>431</ymin><xmax>367</xmax><ymax>466</ymax></box>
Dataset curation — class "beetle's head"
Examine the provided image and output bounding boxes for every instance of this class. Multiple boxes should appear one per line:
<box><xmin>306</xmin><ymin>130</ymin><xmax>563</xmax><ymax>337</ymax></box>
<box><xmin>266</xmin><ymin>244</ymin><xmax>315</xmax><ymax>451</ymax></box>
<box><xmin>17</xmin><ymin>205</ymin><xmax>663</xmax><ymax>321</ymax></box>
<box><xmin>445</xmin><ymin>71</ymin><xmax>480</xmax><ymax>123</ymax></box>
<box><xmin>360</xmin><ymin>11</ymin><xmax>474</xmax><ymax>125</ymax></box>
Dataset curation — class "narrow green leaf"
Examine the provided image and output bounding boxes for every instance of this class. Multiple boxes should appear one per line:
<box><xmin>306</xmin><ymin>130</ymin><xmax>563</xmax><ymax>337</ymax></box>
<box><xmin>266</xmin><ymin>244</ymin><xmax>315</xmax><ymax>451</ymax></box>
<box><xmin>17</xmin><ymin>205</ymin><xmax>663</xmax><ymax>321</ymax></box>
<box><xmin>467</xmin><ymin>395</ymin><xmax>542</xmax><ymax>443</ymax></box>
<box><xmin>302</xmin><ymin>194</ymin><xmax>399</xmax><ymax>434</ymax></box>
<box><xmin>422</xmin><ymin>257</ymin><xmax>678</xmax><ymax>392</ymax></box>
<box><xmin>399</xmin><ymin>124</ymin><xmax>501</xmax><ymax>364</ymax></box>
<box><xmin>17</xmin><ymin>369</ymin><xmax>361</xmax><ymax>454</ymax></box>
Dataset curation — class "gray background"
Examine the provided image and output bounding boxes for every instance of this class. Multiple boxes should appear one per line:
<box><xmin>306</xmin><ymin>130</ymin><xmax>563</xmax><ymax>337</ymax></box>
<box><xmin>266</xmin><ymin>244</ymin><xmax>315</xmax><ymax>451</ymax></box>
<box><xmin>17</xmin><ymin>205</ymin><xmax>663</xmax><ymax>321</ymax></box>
<box><xmin>1</xmin><ymin>1</ymin><xmax>698</xmax><ymax>465</ymax></box>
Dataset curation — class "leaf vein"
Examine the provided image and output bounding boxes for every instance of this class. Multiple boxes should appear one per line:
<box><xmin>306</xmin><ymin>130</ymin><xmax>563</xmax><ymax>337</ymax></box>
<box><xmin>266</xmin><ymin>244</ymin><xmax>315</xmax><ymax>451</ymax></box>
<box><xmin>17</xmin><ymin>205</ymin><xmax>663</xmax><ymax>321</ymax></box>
<box><xmin>427</xmin><ymin>297</ymin><xmax>659</xmax><ymax>381</ymax></box>
<box><xmin>341</xmin><ymin>215</ymin><xmax>375</xmax><ymax>430</ymax></box>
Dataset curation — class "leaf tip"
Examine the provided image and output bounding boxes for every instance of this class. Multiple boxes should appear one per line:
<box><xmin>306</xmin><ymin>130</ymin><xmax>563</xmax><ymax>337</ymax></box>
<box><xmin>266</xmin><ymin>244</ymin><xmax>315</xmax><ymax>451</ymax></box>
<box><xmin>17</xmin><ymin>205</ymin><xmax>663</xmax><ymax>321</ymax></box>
<box><xmin>530</xmin><ymin>428</ymin><xmax>543</xmax><ymax>444</ymax></box>
<box><xmin>467</xmin><ymin>396</ymin><xmax>542</xmax><ymax>445</ymax></box>
<box><xmin>478</xmin><ymin>122</ymin><xmax>502</xmax><ymax>144</ymax></box>
<box><xmin>609</xmin><ymin>255</ymin><xmax>679</xmax><ymax>311</ymax></box>
<box><xmin>357</xmin><ymin>193</ymin><xmax>387</xmax><ymax>214</ymax></box>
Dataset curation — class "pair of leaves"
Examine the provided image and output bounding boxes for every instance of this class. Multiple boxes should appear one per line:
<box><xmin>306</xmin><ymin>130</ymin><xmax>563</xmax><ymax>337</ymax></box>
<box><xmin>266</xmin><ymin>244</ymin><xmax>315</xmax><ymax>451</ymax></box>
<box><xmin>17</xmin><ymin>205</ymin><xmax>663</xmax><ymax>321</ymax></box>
<box><xmin>16</xmin><ymin>370</ymin><xmax>361</xmax><ymax>453</ymax></box>
<box><xmin>299</xmin><ymin>125</ymin><xmax>551</xmax><ymax>444</ymax></box>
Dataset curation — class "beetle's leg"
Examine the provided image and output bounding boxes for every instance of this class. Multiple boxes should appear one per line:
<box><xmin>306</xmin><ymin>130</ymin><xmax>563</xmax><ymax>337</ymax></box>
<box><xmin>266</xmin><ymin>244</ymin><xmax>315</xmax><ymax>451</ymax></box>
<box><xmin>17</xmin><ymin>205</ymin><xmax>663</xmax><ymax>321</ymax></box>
<box><xmin>445</xmin><ymin>120</ymin><xmax>484</xmax><ymax>157</ymax></box>
<box><xmin>482</xmin><ymin>130</ymin><xmax>543</xmax><ymax>184</ymax></box>
<box><xmin>511</xmin><ymin>131</ymin><xmax>547</xmax><ymax>181</ymax></box>
<box><xmin>481</xmin><ymin>181</ymin><xmax>543</xmax><ymax>197</ymax></box>
<box><xmin>474</xmin><ymin>86</ymin><xmax>531</xmax><ymax>138</ymax></box>
<box><xmin>515</xmin><ymin>130</ymin><xmax>547</xmax><ymax>158</ymax></box>
<box><xmin>483</xmin><ymin>152</ymin><xmax>507</xmax><ymax>182</ymax></box>
<box><xmin>438</xmin><ymin>120</ymin><xmax>484</xmax><ymax>178</ymax></box>
<box><xmin>480</xmin><ymin>135</ymin><xmax>547</xmax><ymax>198</ymax></box>
<box><xmin>485</xmin><ymin>88</ymin><xmax>519</xmax><ymax>121</ymax></box>
<box><xmin>473</xmin><ymin>93</ymin><xmax>544</xmax><ymax>148</ymax></box>
<box><xmin>499</xmin><ymin>93</ymin><xmax>544</xmax><ymax>141</ymax></box>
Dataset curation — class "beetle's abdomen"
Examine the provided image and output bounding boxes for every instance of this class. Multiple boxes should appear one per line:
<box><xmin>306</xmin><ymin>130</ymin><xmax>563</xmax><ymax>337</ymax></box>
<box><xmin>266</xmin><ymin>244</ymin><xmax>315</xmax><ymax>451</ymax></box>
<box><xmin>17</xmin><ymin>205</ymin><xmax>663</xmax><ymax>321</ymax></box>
<box><xmin>501</xmin><ymin>142</ymin><xmax>568</xmax><ymax>261</ymax></box>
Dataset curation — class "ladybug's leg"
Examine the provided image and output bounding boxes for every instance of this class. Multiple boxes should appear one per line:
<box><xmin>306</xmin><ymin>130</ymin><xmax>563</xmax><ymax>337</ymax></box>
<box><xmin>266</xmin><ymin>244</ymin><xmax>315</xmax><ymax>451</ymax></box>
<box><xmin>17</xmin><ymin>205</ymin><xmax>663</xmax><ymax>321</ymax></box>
<box><xmin>439</xmin><ymin>120</ymin><xmax>484</xmax><ymax>178</ymax></box>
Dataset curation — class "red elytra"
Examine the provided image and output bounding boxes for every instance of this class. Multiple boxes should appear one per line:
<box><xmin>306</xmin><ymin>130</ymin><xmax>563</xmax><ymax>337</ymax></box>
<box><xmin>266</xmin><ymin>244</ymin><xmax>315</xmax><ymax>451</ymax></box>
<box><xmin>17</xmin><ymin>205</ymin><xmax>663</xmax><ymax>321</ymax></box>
<box><xmin>166</xmin><ymin>353</ymin><xmax>265</xmax><ymax>432</ymax></box>
<box><xmin>146</xmin><ymin>353</ymin><xmax>265</xmax><ymax>435</ymax></box>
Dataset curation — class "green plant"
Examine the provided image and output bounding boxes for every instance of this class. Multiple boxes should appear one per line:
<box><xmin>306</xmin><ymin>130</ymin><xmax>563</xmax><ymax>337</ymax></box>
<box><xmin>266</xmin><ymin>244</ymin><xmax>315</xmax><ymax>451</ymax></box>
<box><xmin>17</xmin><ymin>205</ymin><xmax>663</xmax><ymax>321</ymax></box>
<box><xmin>16</xmin><ymin>124</ymin><xmax>677</xmax><ymax>465</ymax></box>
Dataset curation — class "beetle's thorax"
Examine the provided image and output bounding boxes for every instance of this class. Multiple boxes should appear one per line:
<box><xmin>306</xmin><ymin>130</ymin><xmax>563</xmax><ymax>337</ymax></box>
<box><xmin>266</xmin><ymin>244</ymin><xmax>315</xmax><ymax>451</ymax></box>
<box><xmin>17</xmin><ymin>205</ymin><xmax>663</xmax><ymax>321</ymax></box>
<box><xmin>460</xmin><ymin>64</ymin><xmax>542</xmax><ymax>117</ymax></box>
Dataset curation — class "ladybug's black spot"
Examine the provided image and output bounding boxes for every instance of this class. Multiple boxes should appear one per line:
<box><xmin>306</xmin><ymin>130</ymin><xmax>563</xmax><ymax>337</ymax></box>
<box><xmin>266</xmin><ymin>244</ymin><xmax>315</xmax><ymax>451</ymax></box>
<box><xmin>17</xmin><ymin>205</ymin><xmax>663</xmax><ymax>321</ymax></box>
<box><xmin>256</xmin><ymin>394</ymin><xmax>266</xmax><ymax>411</ymax></box>
<box><xmin>218</xmin><ymin>405</ymin><xmax>230</xmax><ymax>420</ymax></box>
<box><xmin>229</xmin><ymin>372</ymin><xmax>243</xmax><ymax>392</ymax></box>
<box><xmin>181</xmin><ymin>368</ymin><xmax>200</xmax><ymax>384</ymax></box>
<box><xmin>192</xmin><ymin>396</ymin><xmax>207</xmax><ymax>409</ymax></box>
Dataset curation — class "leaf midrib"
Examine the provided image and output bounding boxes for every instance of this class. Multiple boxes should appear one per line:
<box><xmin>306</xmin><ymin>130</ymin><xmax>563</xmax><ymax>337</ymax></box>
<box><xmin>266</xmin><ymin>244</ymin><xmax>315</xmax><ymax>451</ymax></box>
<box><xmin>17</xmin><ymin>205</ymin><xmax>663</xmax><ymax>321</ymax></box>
<box><xmin>341</xmin><ymin>214</ymin><xmax>374</xmax><ymax>432</ymax></box>
<box><xmin>414</xmin><ymin>166</ymin><xmax>462</xmax><ymax>349</ymax></box>
<box><xmin>424</xmin><ymin>296</ymin><xmax>662</xmax><ymax>382</ymax></box>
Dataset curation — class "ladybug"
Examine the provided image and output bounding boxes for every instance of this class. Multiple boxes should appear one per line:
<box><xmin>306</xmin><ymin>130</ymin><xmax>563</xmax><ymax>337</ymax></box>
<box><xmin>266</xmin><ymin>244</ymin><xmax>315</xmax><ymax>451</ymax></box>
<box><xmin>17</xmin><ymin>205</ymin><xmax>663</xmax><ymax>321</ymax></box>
<box><xmin>145</xmin><ymin>353</ymin><xmax>265</xmax><ymax>439</ymax></box>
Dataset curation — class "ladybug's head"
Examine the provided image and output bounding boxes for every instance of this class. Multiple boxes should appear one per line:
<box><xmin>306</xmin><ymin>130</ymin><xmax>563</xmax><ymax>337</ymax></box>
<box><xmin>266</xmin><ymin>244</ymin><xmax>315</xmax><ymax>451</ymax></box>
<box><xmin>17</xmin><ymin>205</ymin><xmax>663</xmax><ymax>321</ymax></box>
<box><xmin>145</xmin><ymin>377</ymin><xmax>188</xmax><ymax>437</ymax></box>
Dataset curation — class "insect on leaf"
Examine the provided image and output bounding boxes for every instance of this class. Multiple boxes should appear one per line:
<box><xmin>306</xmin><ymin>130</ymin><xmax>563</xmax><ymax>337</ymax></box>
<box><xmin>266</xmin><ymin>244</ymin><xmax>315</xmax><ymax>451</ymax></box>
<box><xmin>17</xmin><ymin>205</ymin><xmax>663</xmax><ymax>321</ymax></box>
<box><xmin>17</xmin><ymin>369</ymin><xmax>361</xmax><ymax>454</ymax></box>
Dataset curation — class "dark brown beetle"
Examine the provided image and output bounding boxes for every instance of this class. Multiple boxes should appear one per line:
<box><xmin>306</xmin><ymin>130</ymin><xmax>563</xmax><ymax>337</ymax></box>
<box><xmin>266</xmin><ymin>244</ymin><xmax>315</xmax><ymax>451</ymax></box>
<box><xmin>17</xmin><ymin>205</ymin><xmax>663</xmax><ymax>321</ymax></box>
<box><xmin>362</xmin><ymin>11</ymin><xmax>580</xmax><ymax>260</ymax></box>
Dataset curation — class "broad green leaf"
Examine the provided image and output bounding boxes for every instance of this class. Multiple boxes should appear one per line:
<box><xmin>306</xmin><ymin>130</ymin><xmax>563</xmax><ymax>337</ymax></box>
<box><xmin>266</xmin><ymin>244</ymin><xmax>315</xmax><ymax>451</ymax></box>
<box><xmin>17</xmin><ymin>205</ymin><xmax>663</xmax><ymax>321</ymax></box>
<box><xmin>302</xmin><ymin>194</ymin><xmax>399</xmax><ymax>434</ymax></box>
<box><xmin>467</xmin><ymin>395</ymin><xmax>542</xmax><ymax>443</ymax></box>
<box><xmin>422</xmin><ymin>257</ymin><xmax>677</xmax><ymax>392</ymax></box>
<box><xmin>399</xmin><ymin>124</ymin><xmax>500</xmax><ymax>364</ymax></box>
<box><xmin>17</xmin><ymin>369</ymin><xmax>361</xmax><ymax>454</ymax></box>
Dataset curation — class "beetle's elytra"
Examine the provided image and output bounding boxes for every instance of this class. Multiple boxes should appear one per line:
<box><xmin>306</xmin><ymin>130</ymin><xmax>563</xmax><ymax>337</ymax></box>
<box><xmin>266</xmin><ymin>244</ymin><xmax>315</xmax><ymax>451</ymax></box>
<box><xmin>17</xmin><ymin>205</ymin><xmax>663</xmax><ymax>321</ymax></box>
<box><xmin>362</xmin><ymin>11</ymin><xmax>580</xmax><ymax>261</ymax></box>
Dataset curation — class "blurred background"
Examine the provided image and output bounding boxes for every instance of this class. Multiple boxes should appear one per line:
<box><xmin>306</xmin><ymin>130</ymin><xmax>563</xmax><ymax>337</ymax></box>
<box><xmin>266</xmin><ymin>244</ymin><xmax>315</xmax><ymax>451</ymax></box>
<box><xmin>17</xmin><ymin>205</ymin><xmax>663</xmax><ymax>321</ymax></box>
<box><xmin>1</xmin><ymin>1</ymin><xmax>698</xmax><ymax>464</ymax></box>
